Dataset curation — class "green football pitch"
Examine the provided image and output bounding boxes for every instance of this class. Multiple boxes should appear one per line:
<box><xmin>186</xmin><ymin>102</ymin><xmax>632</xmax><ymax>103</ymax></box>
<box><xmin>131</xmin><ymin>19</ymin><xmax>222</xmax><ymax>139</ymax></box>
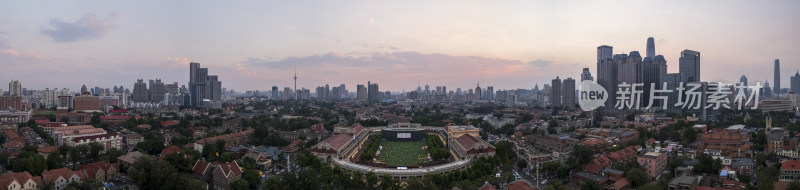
<box><xmin>375</xmin><ymin>141</ymin><xmax>429</xmax><ymax>167</ymax></box>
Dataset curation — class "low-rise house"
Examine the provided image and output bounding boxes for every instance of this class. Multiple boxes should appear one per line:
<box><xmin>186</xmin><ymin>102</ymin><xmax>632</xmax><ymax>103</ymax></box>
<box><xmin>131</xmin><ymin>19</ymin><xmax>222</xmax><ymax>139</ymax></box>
<box><xmin>780</xmin><ymin>160</ymin><xmax>800</xmax><ymax>182</ymax></box>
<box><xmin>0</xmin><ymin>172</ymin><xmax>41</xmax><ymax>190</ymax></box>
<box><xmin>41</xmin><ymin>168</ymin><xmax>84</xmax><ymax>190</ymax></box>
<box><xmin>117</xmin><ymin>151</ymin><xmax>143</xmax><ymax>169</ymax></box>
<box><xmin>78</xmin><ymin>161</ymin><xmax>119</xmax><ymax>182</ymax></box>
<box><xmin>192</xmin><ymin>160</ymin><xmax>243</xmax><ymax>190</ymax></box>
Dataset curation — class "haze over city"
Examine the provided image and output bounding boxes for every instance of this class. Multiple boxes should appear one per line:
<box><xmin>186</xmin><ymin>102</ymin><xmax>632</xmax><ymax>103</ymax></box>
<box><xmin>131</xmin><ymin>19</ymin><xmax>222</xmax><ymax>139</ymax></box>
<box><xmin>1</xmin><ymin>0</ymin><xmax>799</xmax><ymax>91</ymax></box>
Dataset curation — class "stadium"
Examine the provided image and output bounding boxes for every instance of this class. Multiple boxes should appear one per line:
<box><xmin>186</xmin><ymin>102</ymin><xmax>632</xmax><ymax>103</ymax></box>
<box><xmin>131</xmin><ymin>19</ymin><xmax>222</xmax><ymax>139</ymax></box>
<box><xmin>311</xmin><ymin>123</ymin><xmax>496</xmax><ymax>180</ymax></box>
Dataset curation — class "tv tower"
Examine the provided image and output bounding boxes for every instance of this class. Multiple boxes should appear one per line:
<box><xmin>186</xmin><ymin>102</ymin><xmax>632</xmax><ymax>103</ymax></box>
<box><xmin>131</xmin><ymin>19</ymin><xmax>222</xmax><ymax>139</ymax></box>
<box><xmin>293</xmin><ymin>68</ymin><xmax>298</xmax><ymax>100</ymax></box>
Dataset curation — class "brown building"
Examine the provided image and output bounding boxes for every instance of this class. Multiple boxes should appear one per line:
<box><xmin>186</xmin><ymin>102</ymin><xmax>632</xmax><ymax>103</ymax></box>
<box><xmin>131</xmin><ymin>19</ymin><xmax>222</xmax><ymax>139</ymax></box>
<box><xmin>698</xmin><ymin>128</ymin><xmax>751</xmax><ymax>156</ymax></box>
<box><xmin>192</xmin><ymin>160</ymin><xmax>242</xmax><ymax>190</ymax></box>
<box><xmin>0</xmin><ymin>96</ymin><xmax>26</xmax><ymax>111</ymax></box>
<box><xmin>195</xmin><ymin>129</ymin><xmax>254</xmax><ymax>148</ymax></box>
<box><xmin>532</xmin><ymin>134</ymin><xmax>580</xmax><ymax>153</ymax></box>
<box><xmin>73</xmin><ymin>96</ymin><xmax>100</xmax><ymax>112</ymax></box>
<box><xmin>78</xmin><ymin>161</ymin><xmax>119</xmax><ymax>182</ymax></box>
<box><xmin>0</xmin><ymin>171</ymin><xmax>41</xmax><ymax>190</ymax></box>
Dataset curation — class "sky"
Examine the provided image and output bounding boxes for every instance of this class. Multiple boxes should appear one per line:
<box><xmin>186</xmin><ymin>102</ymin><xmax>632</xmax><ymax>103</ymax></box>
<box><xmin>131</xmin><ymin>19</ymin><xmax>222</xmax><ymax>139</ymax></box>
<box><xmin>1</xmin><ymin>1</ymin><xmax>799</xmax><ymax>92</ymax></box>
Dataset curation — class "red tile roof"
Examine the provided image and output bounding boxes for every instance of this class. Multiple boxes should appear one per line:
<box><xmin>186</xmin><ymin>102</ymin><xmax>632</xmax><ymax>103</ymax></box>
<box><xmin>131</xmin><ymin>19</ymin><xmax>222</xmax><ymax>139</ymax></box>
<box><xmin>582</xmin><ymin>138</ymin><xmax>605</xmax><ymax>145</ymax></box>
<box><xmin>456</xmin><ymin>133</ymin><xmax>480</xmax><ymax>150</ymax></box>
<box><xmin>612</xmin><ymin>178</ymin><xmax>629</xmax><ymax>190</ymax></box>
<box><xmin>41</xmin><ymin>168</ymin><xmax>83</xmax><ymax>183</ymax></box>
<box><xmin>0</xmin><ymin>172</ymin><xmax>40</xmax><ymax>189</ymax></box>
<box><xmin>37</xmin><ymin>146</ymin><xmax>59</xmax><ymax>154</ymax></box>
<box><xmin>325</xmin><ymin>134</ymin><xmax>354</xmax><ymax>150</ymax></box>
<box><xmin>212</xmin><ymin>161</ymin><xmax>242</xmax><ymax>178</ymax></box>
<box><xmin>504</xmin><ymin>180</ymin><xmax>537</xmax><ymax>190</ymax></box>
<box><xmin>193</xmin><ymin>160</ymin><xmax>211</xmax><ymax>176</ymax></box>
<box><xmin>161</xmin><ymin>120</ymin><xmax>179</xmax><ymax>127</ymax></box>
<box><xmin>78</xmin><ymin>161</ymin><xmax>119</xmax><ymax>179</ymax></box>
<box><xmin>782</xmin><ymin>160</ymin><xmax>800</xmax><ymax>170</ymax></box>
<box><xmin>352</xmin><ymin>123</ymin><xmax>365</xmax><ymax>135</ymax></box>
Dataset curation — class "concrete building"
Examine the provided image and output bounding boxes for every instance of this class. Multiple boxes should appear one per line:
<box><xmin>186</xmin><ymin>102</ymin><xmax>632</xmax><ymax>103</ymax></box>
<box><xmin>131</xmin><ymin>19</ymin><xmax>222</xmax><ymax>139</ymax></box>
<box><xmin>132</xmin><ymin>79</ymin><xmax>148</xmax><ymax>103</ymax></box>
<box><xmin>641</xmin><ymin>55</ymin><xmax>668</xmax><ymax>108</ymax></box>
<box><xmin>791</xmin><ymin>70</ymin><xmax>800</xmax><ymax>94</ymax></box>
<box><xmin>8</xmin><ymin>80</ymin><xmax>21</xmax><ymax>97</ymax></box>
<box><xmin>775</xmin><ymin>59</ymin><xmax>781</xmax><ymax>95</ymax></box>
<box><xmin>562</xmin><ymin>77</ymin><xmax>576</xmax><ymax>108</ymax></box>
<box><xmin>68</xmin><ymin>133</ymin><xmax>122</xmax><ymax>151</ymax></box>
<box><xmin>780</xmin><ymin>160</ymin><xmax>800</xmax><ymax>182</ymax></box>
<box><xmin>551</xmin><ymin>76</ymin><xmax>562</xmax><ymax>107</ymax></box>
<box><xmin>581</xmin><ymin>68</ymin><xmax>594</xmax><ymax>81</ymax></box>
<box><xmin>596</xmin><ymin>45</ymin><xmax>616</xmax><ymax>108</ymax></box>
<box><xmin>637</xmin><ymin>152</ymin><xmax>667</xmax><ymax>179</ymax></box>
<box><xmin>73</xmin><ymin>96</ymin><xmax>100</xmax><ymax>112</ymax></box>
<box><xmin>148</xmin><ymin>79</ymin><xmax>165</xmax><ymax>103</ymax></box>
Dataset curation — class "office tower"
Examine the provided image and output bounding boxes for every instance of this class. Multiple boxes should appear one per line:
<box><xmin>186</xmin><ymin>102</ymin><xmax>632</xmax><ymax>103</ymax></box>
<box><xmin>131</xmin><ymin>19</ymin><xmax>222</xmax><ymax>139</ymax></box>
<box><xmin>368</xmin><ymin>81</ymin><xmax>379</xmax><ymax>101</ymax></box>
<box><xmin>581</xmin><ymin>68</ymin><xmax>593</xmax><ymax>81</ymax></box>
<box><xmin>133</xmin><ymin>79</ymin><xmax>148</xmax><ymax>103</ymax></box>
<box><xmin>646</xmin><ymin>37</ymin><xmax>655</xmax><ymax>58</ymax></box>
<box><xmin>206</xmin><ymin>75</ymin><xmax>222</xmax><ymax>102</ymax></box>
<box><xmin>356</xmin><ymin>85</ymin><xmax>367</xmax><ymax>102</ymax></box>
<box><xmin>617</xmin><ymin>51</ymin><xmax>642</xmax><ymax>85</ymax></box>
<box><xmin>8</xmin><ymin>80</ymin><xmax>21</xmax><ymax>96</ymax></box>
<box><xmin>551</xmin><ymin>76</ymin><xmax>562</xmax><ymax>107</ymax></box>
<box><xmin>679</xmin><ymin>50</ymin><xmax>701</xmax><ymax>83</ymax></box>
<box><xmin>474</xmin><ymin>83</ymin><xmax>482</xmax><ymax>100</ymax></box>
<box><xmin>149</xmin><ymin>79</ymin><xmax>165</xmax><ymax>103</ymax></box>
<box><xmin>739</xmin><ymin>76</ymin><xmax>748</xmax><ymax>87</ymax></box>
<box><xmin>641</xmin><ymin>55</ymin><xmax>667</xmax><ymax>108</ymax></box>
<box><xmin>764</xmin><ymin>81</ymin><xmax>773</xmax><ymax>98</ymax></box>
<box><xmin>189</xmin><ymin>62</ymin><xmax>207</xmax><ymax>106</ymax></box>
<box><xmin>272</xmin><ymin>86</ymin><xmax>279</xmax><ymax>99</ymax></box>
<box><xmin>562</xmin><ymin>77</ymin><xmax>576</xmax><ymax>108</ymax></box>
<box><xmin>283</xmin><ymin>87</ymin><xmax>293</xmax><ymax>100</ymax></box>
<box><xmin>81</xmin><ymin>85</ymin><xmax>88</xmax><ymax>95</ymax></box>
<box><xmin>775</xmin><ymin>59</ymin><xmax>781</xmax><ymax>95</ymax></box>
<box><xmin>596</xmin><ymin>45</ymin><xmax>616</xmax><ymax>108</ymax></box>
<box><xmin>316</xmin><ymin>86</ymin><xmax>324</xmax><ymax>99</ymax></box>
<box><xmin>792</xmin><ymin>71</ymin><xmax>800</xmax><ymax>94</ymax></box>
<box><xmin>339</xmin><ymin>84</ymin><xmax>346</xmax><ymax>98</ymax></box>
<box><xmin>485</xmin><ymin>86</ymin><xmax>494</xmax><ymax>100</ymax></box>
<box><xmin>665</xmin><ymin>73</ymin><xmax>682</xmax><ymax>113</ymax></box>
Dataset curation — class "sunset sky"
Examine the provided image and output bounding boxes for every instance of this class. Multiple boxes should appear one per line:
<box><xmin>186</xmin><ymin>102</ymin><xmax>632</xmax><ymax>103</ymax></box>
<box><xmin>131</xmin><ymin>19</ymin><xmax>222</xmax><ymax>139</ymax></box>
<box><xmin>1</xmin><ymin>1</ymin><xmax>799</xmax><ymax>92</ymax></box>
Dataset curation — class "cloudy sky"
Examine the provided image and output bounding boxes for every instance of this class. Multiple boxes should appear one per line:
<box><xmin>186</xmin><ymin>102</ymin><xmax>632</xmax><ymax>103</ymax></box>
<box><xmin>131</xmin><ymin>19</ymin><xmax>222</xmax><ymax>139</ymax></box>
<box><xmin>1</xmin><ymin>1</ymin><xmax>799</xmax><ymax>92</ymax></box>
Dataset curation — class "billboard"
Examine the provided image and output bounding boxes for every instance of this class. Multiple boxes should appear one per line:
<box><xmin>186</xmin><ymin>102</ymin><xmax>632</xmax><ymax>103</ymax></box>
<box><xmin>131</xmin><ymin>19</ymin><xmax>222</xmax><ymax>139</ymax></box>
<box><xmin>397</xmin><ymin>132</ymin><xmax>411</xmax><ymax>139</ymax></box>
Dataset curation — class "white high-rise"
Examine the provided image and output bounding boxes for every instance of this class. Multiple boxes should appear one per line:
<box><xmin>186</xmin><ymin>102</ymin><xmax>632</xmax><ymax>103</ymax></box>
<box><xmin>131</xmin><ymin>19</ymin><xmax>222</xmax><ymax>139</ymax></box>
<box><xmin>8</xmin><ymin>80</ymin><xmax>21</xmax><ymax>96</ymax></box>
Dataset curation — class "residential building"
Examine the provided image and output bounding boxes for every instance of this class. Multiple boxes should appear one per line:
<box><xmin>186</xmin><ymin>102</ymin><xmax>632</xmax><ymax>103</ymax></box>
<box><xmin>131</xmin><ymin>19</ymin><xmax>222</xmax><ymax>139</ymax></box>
<box><xmin>78</xmin><ymin>161</ymin><xmax>119</xmax><ymax>182</ymax></box>
<box><xmin>637</xmin><ymin>152</ymin><xmax>667</xmax><ymax>179</ymax></box>
<box><xmin>41</xmin><ymin>168</ymin><xmax>84</xmax><ymax>190</ymax></box>
<box><xmin>679</xmin><ymin>50</ymin><xmax>701</xmax><ymax>83</ymax></box>
<box><xmin>780</xmin><ymin>160</ymin><xmax>800</xmax><ymax>182</ymax></box>
<box><xmin>68</xmin><ymin>133</ymin><xmax>122</xmax><ymax>151</ymax></box>
<box><xmin>0</xmin><ymin>172</ymin><xmax>41</xmax><ymax>190</ymax></box>
<box><xmin>192</xmin><ymin>160</ymin><xmax>242</xmax><ymax>190</ymax></box>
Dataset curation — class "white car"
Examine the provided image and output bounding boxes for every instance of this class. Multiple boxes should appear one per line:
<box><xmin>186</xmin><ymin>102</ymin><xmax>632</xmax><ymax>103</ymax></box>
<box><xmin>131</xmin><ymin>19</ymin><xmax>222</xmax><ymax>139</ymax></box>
<box><xmin>541</xmin><ymin>180</ymin><xmax>547</xmax><ymax>185</ymax></box>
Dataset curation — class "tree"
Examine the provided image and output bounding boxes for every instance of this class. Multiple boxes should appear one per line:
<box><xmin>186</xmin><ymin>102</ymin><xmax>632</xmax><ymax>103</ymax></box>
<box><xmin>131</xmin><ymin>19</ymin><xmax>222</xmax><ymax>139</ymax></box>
<box><xmin>517</xmin><ymin>160</ymin><xmax>528</xmax><ymax>169</ymax></box>
<box><xmin>366</xmin><ymin>171</ymin><xmax>378</xmax><ymax>188</ymax></box>
<box><xmin>625</xmin><ymin>168</ymin><xmax>650</xmax><ymax>188</ymax></box>
<box><xmin>789</xmin><ymin>180</ymin><xmax>800</xmax><ymax>190</ymax></box>
<box><xmin>407</xmin><ymin>177</ymin><xmax>425</xmax><ymax>190</ymax></box>
<box><xmin>46</xmin><ymin>152</ymin><xmax>65</xmax><ymax>170</ymax></box>
<box><xmin>230</xmin><ymin>179</ymin><xmax>249</xmax><ymax>190</ymax></box>
<box><xmin>11</xmin><ymin>154</ymin><xmax>47</xmax><ymax>176</ymax></box>
<box><xmin>580</xmin><ymin>180</ymin><xmax>600</xmax><ymax>190</ymax></box>
<box><xmin>218</xmin><ymin>152</ymin><xmax>236</xmax><ymax>162</ymax></box>
<box><xmin>242</xmin><ymin>169</ymin><xmax>260</xmax><ymax>189</ymax></box>
<box><xmin>543</xmin><ymin>180</ymin><xmax>568</xmax><ymax>190</ymax></box>
<box><xmin>571</xmin><ymin>145</ymin><xmax>594</xmax><ymax>166</ymax></box>
<box><xmin>380</xmin><ymin>174</ymin><xmax>398</xmax><ymax>190</ymax></box>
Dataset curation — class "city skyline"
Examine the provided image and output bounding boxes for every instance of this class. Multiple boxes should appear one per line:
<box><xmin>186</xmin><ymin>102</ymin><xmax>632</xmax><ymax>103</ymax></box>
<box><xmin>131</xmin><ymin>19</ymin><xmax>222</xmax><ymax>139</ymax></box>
<box><xmin>1</xmin><ymin>1</ymin><xmax>799</xmax><ymax>91</ymax></box>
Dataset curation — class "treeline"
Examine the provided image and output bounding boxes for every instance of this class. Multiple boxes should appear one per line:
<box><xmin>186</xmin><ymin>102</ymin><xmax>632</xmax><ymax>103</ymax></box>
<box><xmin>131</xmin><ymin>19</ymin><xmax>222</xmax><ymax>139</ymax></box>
<box><xmin>425</xmin><ymin>134</ymin><xmax>450</xmax><ymax>162</ymax></box>
<box><xmin>359</xmin><ymin>134</ymin><xmax>383</xmax><ymax>162</ymax></box>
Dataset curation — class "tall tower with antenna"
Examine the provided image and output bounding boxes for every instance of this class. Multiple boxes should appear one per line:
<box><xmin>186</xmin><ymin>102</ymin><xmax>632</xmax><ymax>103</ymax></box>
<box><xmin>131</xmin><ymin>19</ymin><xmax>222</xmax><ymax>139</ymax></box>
<box><xmin>294</xmin><ymin>68</ymin><xmax>298</xmax><ymax>100</ymax></box>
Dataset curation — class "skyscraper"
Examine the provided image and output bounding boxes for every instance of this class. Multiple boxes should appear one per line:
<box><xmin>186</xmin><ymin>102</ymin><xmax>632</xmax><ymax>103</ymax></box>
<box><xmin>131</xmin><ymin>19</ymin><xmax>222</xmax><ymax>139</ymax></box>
<box><xmin>188</xmin><ymin>62</ymin><xmax>221</xmax><ymax>107</ymax></box>
<box><xmin>791</xmin><ymin>71</ymin><xmax>800</xmax><ymax>94</ymax></box>
<box><xmin>679</xmin><ymin>50</ymin><xmax>701</xmax><ymax>83</ymax></box>
<box><xmin>581</xmin><ymin>68</ymin><xmax>593</xmax><ymax>81</ymax></box>
<box><xmin>596</xmin><ymin>45</ymin><xmax>616</xmax><ymax>108</ymax></box>
<box><xmin>356</xmin><ymin>85</ymin><xmax>367</xmax><ymax>102</ymax></box>
<box><xmin>739</xmin><ymin>75</ymin><xmax>748</xmax><ymax>86</ymax></box>
<box><xmin>368</xmin><ymin>81</ymin><xmax>379</xmax><ymax>101</ymax></box>
<box><xmin>646</xmin><ymin>37</ymin><xmax>655</xmax><ymax>58</ymax></box>
<box><xmin>272</xmin><ymin>86</ymin><xmax>279</xmax><ymax>99</ymax></box>
<box><xmin>487</xmin><ymin>86</ymin><xmax>494</xmax><ymax>100</ymax></box>
<box><xmin>775</xmin><ymin>59</ymin><xmax>781</xmax><ymax>95</ymax></box>
<box><xmin>133</xmin><ymin>79</ymin><xmax>149</xmax><ymax>103</ymax></box>
<box><xmin>8</xmin><ymin>80</ymin><xmax>21</xmax><ymax>97</ymax></box>
<box><xmin>665</xmin><ymin>73</ymin><xmax>682</xmax><ymax>113</ymax></box>
<box><xmin>641</xmin><ymin>55</ymin><xmax>667</xmax><ymax>108</ymax></box>
<box><xmin>562</xmin><ymin>77</ymin><xmax>575</xmax><ymax>108</ymax></box>
<box><xmin>616</xmin><ymin>51</ymin><xmax>641</xmax><ymax>85</ymax></box>
<box><xmin>551</xmin><ymin>76</ymin><xmax>562</xmax><ymax>107</ymax></box>
<box><xmin>149</xmin><ymin>79</ymin><xmax>165</xmax><ymax>103</ymax></box>
<box><xmin>474</xmin><ymin>83</ymin><xmax>482</xmax><ymax>100</ymax></box>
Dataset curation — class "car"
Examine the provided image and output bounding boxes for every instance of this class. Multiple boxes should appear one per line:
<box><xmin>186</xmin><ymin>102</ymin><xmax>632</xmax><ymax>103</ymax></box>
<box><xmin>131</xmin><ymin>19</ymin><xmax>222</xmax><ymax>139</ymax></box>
<box><xmin>541</xmin><ymin>180</ymin><xmax>547</xmax><ymax>185</ymax></box>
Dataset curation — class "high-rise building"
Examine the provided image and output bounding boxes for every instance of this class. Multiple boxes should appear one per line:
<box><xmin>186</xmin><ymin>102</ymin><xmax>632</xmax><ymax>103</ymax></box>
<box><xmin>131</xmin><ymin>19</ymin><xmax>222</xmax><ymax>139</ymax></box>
<box><xmin>189</xmin><ymin>62</ymin><xmax>221</xmax><ymax>107</ymax></box>
<box><xmin>81</xmin><ymin>85</ymin><xmax>88</xmax><ymax>95</ymax></box>
<box><xmin>474</xmin><ymin>83</ymin><xmax>482</xmax><ymax>100</ymax></box>
<box><xmin>487</xmin><ymin>86</ymin><xmax>494</xmax><ymax>100</ymax></box>
<box><xmin>8</xmin><ymin>80</ymin><xmax>21</xmax><ymax>97</ymax></box>
<box><xmin>165</xmin><ymin>82</ymin><xmax>179</xmax><ymax>94</ymax></box>
<box><xmin>597</xmin><ymin>45</ymin><xmax>616</xmax><ymax>108</ymax></box>
<box><xmin>356</xmin><ymin>85</ymin><xmax>367</xmax><ymax>102</ymax></box>
<box><xmin>149</xmin><ymin>79</ymin><xmax>165</xmax><ymax>103</ymax></box>
<box><xmin>764</xmin><ymin>81</ymin><xmax>773</xmax><ymax>98</ymax></box>
<box><xmin>581</xmin><ymin>68</ymin><xmax>594</xmax><ymax>81</ymax></box>
<box><xmin>616</xmin><ymin>51</ymin><xmax>642</xmax><ymax>85</ymax></box>
<box><xmin>739</xmin><ymin>75</ymin><xmax>748</xmax><ymax>87</ymax></box>
<box><xmin>791</xmin><ymin>71</ymin><xmax>800</xmax><ymax>94</ymax></box>
<box><xmin>775</xmin><ymin>59</ymin><xmax>781</xmax><ymax>95</ymax></box>
<box><xmin>641</xmin><ymin>55</ymin><xmax>667</xmax><ymax>108</ymax></box>
<box><xmin>132</xmin><ymin>79</ymin><xmax>149</xmax><ymax>103</ymax></box>
<box><xmin>551</xmin><ymin>76</ymin><xmax>562</xmax><ymax>107</ymax></box>
<box><xmin>271</xmin><ymin>86</ymin><xmax>279</xmax><ymax>99</ymax></box>
<box><xmin>646</xmin><ymin>37</ymin><xmax>655</xmax><ymax>58</ymax></box>
<box><xmin>665</xmin><ymin>73</ymin><xmax>682</xmax><ymax>113</ymax></box>
<box><xmin>562</xmin><ymin>77</ymin><xmax>576</xmax><ymax>108</ymax></box>
<box><xmin>679</xmin><ymin>50</ymin><xmax>701</xmax><ymax>83</ymax></box>
<box><xmin>367</xmin><ymin>81</ymin><xmax>379</xmax><ymax>101</ymax></box>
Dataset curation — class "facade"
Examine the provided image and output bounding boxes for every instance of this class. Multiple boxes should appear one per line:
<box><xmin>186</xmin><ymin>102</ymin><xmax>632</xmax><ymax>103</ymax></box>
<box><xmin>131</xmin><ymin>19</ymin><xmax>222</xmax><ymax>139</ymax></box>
<box><xmin>679</xmin><ymin>50</ymin><xmax>701</xmax><ymax>83</ymax></box>
<box><xmin>637</xmin><ymin>152</ymin><xmax>667</xmax><ymax>179</ymax></box>
<box><xmin>0</xmin><ymin>96</ymin><xmax>26</xmax><ymax>111</ymax></box>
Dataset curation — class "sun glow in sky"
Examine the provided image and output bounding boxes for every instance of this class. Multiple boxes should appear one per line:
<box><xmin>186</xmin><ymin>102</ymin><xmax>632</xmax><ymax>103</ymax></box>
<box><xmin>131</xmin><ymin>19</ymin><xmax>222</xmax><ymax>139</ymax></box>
<box><xmin>1</xmin><ymin>1</ymin><xmax>798</xmax><ymax>91</ymax></box>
